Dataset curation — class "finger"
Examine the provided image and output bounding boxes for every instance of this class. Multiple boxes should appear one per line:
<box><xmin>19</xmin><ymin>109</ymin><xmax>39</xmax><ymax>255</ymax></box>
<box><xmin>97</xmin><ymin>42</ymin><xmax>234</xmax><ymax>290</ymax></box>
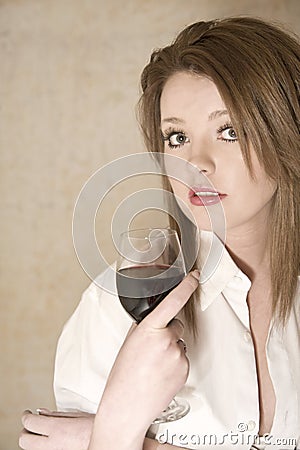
<box><xmin>22</xmin><ymin>410</ymin><xmax>51</xmax><ymax>436</ymax></box>
<box><xmin>19</xmin><ymin>429</ymin><xmax>48</xmax><ymax>450</ymax></box>
<box><xmin>21</xmin><ymin>411</ymin><xmax>37</xmax><ymax>433</ymax></box>
<box><xmin>167</xmin><ymin>318</ymin><xmax>184</xmax><ymax>339</ymax></box>
<box><xmin>36</xmin><ymin>408</ymin><xmax>92</xmax><ymax>418</ymax></box>
<box><xmin>143</xmin><ymin>270</ymin><xmax>200</xmax><ymax>329</ymax></box>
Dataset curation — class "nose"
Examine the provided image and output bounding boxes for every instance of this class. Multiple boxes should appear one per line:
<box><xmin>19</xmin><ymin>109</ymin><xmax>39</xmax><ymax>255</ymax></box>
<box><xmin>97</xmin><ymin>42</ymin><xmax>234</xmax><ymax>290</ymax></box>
<box><xmin>188</xmin><ymin>148</ymin><xmax>216</xmax><ymax>175</ymax></box>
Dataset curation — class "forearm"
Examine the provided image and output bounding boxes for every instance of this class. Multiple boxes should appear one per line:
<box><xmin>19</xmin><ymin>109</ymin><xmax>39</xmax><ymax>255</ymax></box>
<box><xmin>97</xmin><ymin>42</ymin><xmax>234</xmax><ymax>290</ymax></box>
<box><xmin>88</xmin><ymin>404</ymin><xmax>186</xmax><ymax>450</ymax></box>
<box><xmin>88</xmin><ymin>397</ymin><xmax>147</xmax><ymax>450</ymax></box>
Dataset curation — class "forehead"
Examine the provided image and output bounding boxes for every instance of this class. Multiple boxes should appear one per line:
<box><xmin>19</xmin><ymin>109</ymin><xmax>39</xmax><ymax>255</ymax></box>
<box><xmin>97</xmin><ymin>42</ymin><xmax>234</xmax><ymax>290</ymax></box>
<box><xmin>160</xmin><ymin>72</ymin><xmax>225</xmax><ymax>119</ymax></box>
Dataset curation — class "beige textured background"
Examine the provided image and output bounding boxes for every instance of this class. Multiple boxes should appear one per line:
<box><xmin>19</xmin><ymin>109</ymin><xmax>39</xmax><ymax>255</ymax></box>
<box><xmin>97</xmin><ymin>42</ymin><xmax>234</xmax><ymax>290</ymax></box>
<box><xmin>1</xmin><ymin>0</ymin><xmax>299</xmax><ymax>448</ymax></box>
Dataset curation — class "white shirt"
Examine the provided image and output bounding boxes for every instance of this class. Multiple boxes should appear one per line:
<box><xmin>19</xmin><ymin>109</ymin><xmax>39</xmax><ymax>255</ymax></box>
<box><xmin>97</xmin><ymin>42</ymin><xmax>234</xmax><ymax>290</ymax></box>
<box><xmin>54</xmin><ymin>234</ymin><xmax>300</xmax><ymax>450</ymax></box>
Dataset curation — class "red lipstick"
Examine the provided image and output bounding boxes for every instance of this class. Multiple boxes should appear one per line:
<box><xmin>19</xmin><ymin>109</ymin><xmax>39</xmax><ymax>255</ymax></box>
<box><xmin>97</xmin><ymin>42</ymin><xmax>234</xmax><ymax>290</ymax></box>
<box><xmin>188</xmin><ymin>187</ymin><xmax>227</xmax><ymax>206</ymax></box>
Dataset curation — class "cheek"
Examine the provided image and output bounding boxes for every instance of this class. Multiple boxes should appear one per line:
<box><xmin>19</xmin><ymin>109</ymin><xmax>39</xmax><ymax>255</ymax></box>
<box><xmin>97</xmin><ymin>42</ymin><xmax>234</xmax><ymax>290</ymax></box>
<box><xmin>168</xmin><ymin>179</ymin><xmax>212</xmax><ymax>229</ymax></box>
<box><xmin>263</xmin><ymin>178</ymin><xmax>277</xmax><ymax>200</ymax></box>
<box><xmin>168</xmin><ymin>179</ymin><xmax>188</xmax><ymax>200</ymax></box>
<box><xmin>249</xmin><ymin>169</ymin><xmax>277</xmax><ymax>205</ymax></box>
<box><xmin>227</xmin><ymin>175</ymin><xmax>277</xmax><ymax>227</ymax></box>
<box><xmin>247</xmin><ymin>151</ymin><xmax>277</xmax><ymax>199</ymax></box>
<box><xmin>168</xmin><ymin>179</ymin><xmax>194</xmax><ymax>216</ymax></box>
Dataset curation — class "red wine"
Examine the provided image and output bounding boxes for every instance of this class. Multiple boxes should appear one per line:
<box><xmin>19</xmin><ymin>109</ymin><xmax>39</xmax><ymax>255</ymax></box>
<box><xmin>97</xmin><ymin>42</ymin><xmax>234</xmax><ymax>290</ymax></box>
<box><xmin>116</xmin><ymin>265</ymin><xmax>185</xmax><ymax>322</ymax></box>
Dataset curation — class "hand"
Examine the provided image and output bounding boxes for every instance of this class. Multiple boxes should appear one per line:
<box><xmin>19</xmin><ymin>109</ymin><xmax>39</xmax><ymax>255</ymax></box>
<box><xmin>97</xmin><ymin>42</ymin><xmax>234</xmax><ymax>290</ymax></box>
<box><xmin>89</xmin><ymin>270</ymin><xmax>200</xmax><ymax>450</ymax></box>
<box><xmin>19</xmin><ymin>409</ymin><xmax>94</xmax><ymax>450</ymax></box>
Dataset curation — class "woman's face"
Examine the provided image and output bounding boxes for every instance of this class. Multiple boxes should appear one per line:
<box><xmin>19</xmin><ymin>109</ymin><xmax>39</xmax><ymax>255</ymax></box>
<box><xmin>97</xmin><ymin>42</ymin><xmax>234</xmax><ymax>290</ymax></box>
<box><xmin>160</xmin><ymin>72</ymin><xmax>277</xmax><ymax>234</ymax></box>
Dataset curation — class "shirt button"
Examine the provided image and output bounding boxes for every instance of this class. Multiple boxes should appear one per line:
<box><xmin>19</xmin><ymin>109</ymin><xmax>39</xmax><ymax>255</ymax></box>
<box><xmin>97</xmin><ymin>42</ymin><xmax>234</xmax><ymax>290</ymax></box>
<box><xmin>247</xmin><ymin>420</ymin><xmax>256</xmax><ymax>431</ymax></box>
<box><xmin>243</xmin><ymin>331</ymin><xmax>252</xmax><ymax>343</ymax></box>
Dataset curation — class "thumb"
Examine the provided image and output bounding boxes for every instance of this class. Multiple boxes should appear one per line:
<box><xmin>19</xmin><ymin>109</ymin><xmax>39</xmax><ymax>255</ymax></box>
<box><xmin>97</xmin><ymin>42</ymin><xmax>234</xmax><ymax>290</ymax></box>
<box><xmin>142</xmin><ymin>270</ymin><xmax>200</xmax><ymax>329</ymax></box>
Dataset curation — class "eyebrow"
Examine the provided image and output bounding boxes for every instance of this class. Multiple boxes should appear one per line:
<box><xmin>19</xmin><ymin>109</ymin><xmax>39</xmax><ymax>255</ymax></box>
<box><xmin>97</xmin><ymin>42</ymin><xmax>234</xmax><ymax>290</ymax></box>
<box><xmin>208</xmin><ymin>109</ymin><xmax>229</xmax><ymax>121</ymax></box>
<box><xmin>161</xmin><ymin>117</ymin><xmax>185</xmax><ymax>125</ymax></box>
<box><xmin>161</xmin><ymin>109</ymin><xmax>229</xmax><ymax>126</ymax></box>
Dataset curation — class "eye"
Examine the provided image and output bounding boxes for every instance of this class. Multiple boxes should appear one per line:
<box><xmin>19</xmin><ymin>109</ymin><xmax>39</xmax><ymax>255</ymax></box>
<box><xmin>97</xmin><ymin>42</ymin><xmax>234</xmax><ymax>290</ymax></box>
<box><xmin>217</xmin><ymin>124</ymin><xmax>238</xmax><ymax>143</ymax></box>
<box><xmin>162</xmin><ymin>130</ymin><xmax>190</xmax><ymax>149</ymax></box>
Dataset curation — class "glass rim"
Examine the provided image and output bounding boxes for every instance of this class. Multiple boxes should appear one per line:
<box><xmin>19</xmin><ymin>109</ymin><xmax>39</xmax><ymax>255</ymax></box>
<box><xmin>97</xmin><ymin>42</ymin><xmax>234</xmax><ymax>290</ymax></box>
<box><xmin>119</xmin><ymin>227</ymin><xmax>178</xmax><ymax>239</ymax></box>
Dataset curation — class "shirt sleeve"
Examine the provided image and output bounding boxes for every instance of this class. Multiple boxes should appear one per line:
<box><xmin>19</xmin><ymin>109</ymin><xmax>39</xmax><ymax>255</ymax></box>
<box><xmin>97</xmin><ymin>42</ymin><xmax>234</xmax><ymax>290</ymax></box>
<box><xmin>53</xmin><ymin>272</ymin><xmax>132</xmax><ymax>413</ymax></box>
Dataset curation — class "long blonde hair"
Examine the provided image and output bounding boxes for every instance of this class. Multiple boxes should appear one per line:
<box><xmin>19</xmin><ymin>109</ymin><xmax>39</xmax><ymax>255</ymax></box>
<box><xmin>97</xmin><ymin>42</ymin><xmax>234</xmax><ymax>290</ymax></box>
<box><xmin>138</xmin><ymin>17</ymin><xmax>300</xmax><ymax>332</ymax></box>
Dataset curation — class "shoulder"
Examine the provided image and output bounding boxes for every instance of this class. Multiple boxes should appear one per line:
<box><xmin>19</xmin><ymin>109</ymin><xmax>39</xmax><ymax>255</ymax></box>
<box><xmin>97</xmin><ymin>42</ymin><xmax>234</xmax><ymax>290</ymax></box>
<box><xmin>287</xmin><ymin>276</ymin><xmax>300</xmax><ymax>331</ymax></box>
<box><xmin>77</xmin><ymin>263</ymin><xmax>118</xmax><ymax>312</ymax></box>
<box><xmin>63</xmin><ymin>264</ymin><xmax>132</xmax><ymax>335</ymax></box>
<box><xmin>54</xmin><ymin>265</ymin><xmax>132</xmax><ymax>411</ymax></box>
<box><xmin>82</xmin><ymin>263</ymin><xmax>117</xmax><ymax>301</ymax></box>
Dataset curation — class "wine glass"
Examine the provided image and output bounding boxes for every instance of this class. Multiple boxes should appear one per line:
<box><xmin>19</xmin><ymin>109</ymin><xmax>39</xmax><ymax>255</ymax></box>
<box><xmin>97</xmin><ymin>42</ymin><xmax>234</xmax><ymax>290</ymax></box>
<box><xmin>116</xmin><ymin>227</ymin><xmax>190</xmax><ymax>423</ymax></box>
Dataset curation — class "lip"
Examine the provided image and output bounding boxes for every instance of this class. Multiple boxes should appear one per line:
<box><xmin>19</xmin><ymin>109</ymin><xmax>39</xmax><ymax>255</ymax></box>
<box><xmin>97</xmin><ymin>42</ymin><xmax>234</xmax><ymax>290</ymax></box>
<box><xmin>188</xmin><ymin>187</ymin><xmax>227</xmax><ymax>206</ymax></box>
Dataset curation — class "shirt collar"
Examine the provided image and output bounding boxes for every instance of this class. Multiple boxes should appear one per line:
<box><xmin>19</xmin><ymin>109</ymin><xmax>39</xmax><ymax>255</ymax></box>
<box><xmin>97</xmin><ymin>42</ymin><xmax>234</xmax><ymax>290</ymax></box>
<box><xmin>198</xmin><ymin>230</ymin><xmax>251</xmax><ymax>311</ymax></box>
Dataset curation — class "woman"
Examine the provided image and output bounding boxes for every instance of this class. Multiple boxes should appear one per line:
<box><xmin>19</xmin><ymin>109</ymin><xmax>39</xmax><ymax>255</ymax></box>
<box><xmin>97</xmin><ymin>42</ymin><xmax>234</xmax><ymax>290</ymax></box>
<box><xmin>20</xmin><ymin>16</ymin><xmax>300</xmax><ymax>450</ymax></box>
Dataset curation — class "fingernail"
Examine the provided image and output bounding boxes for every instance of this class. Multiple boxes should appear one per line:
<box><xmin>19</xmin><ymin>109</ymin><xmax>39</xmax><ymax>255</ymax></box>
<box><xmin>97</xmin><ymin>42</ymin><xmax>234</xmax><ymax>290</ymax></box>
<box><xmin>191</xmin><ymin>269</ymin><xmax>200</xmax><ymax>280</ymax></box>
<box><xmin>36</xmin><ymin>408</ymin><xmax>49</xmax><ymax>415</ymax></box>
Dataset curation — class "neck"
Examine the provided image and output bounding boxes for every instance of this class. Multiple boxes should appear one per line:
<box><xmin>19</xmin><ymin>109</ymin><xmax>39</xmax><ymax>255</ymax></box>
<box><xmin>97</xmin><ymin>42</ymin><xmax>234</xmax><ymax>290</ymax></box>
<box><xmin>225</xmin><ymin>224</ymin><xmax>271</xmax><ymax>285</ymax></box>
